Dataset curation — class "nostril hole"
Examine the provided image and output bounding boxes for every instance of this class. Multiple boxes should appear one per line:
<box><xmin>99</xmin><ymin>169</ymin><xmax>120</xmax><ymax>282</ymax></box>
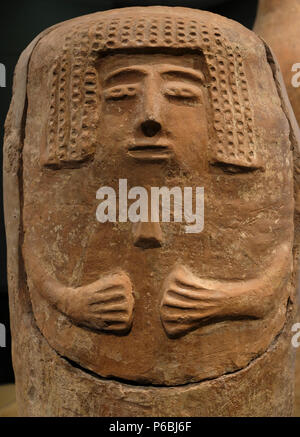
<box><xmin>141</xmin><ymin>120</ymin><xmax>161</xmax><ymax>137</ymax></box>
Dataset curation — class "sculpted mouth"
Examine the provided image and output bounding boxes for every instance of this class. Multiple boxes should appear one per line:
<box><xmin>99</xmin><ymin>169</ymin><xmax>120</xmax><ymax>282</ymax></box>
<box><xmin>127</xmin><ymin>144</ymin><xmax>173</xmax><ymax>160</ymax></box>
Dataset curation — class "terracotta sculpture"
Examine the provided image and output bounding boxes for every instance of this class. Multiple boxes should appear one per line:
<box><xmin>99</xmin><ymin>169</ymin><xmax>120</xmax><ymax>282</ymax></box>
<box><xmin>254</xmin><ymin>3</ymin><xmax>300</xmax><ymax>410</ymax></box>
<box><xmin>3</xmin><ymin>6</ymin><xmax>300</xmax><ymax>416</ymax></box>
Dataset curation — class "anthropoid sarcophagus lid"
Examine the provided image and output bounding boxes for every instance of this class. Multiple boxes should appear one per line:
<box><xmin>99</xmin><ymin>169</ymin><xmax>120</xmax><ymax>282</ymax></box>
<box><xmin>3</xmin><ymin>6</ymin><xmax>300</xmax><ymax>416</ymax></box>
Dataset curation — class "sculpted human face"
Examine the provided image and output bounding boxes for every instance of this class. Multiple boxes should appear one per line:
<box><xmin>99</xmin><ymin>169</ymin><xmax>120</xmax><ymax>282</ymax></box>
<box><xmin>21</xmin><ymin>45</ymin><xmax>294</xmax><ymax>385</ymax></box>
<box><xmin>96</xmin><ymin>53</ymin><xmax>210</xmax><ymax>175</ymax></box>
<box><xmin>7</xmin><ymin>8</ymin><xmax>299</xmax><ymax>416</ymax></box>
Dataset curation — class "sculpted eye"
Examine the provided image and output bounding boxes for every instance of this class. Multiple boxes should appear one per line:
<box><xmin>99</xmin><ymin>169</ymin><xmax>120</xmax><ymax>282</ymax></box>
<box><xmin>103</xmin><ymin>84</ymin><xmax>139</xmax><ymax>101</ymax></box>
<box><xmin>163</xmin><ymin>82</ymin><xmax>201</xmax><ymax>102</ymax></box>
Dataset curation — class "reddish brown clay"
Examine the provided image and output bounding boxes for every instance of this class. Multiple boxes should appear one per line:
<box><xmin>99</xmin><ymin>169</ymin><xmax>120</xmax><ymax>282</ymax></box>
<box><xmin>3</xmin><ymin>6</ymin><xmax>300</xmax><ymax>416</ymax></box>
<box><xmin>254</xmin><ymin>3</ymin><xmax>300</xmax><ymax>412</ymax></box>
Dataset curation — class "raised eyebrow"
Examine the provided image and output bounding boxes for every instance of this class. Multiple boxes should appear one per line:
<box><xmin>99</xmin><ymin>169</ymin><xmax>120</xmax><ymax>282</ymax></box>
<box><xmin>103</xmin><ymin>66</ymin><xmax>148</xmax><ymax>85</ymax></box>
<box><xmin>159</xmin><ymin>66</ymin><xmax>204</xmax><ymax>83</ymax></box>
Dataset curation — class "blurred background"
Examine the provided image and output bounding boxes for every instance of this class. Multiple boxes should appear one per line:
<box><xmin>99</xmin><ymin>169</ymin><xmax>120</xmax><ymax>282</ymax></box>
<box><xmin>3</xmin><ymin>0</ymin><xmax>299</xmax><ymax>417</ymax></box>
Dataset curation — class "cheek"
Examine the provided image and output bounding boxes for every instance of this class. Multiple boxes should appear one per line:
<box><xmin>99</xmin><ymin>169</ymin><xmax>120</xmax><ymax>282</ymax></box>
<box><xmin>164</xmin><ymin>106</ymin><xmax>209</xmax><ymax>165</ymax></box>
<box><xmin>164</xmin><ymin>105</ymin><xmax>208</xmax><ymax>139</ymax></box>
<box><xmin>99</xmin><ymin>106</ymin><xmax>135</xmax><ymax>140</ymax></box>
<box><xmin>99</xmin><ymin>98</ymin><xmax>144</xmax><ymax>137</ymax></box>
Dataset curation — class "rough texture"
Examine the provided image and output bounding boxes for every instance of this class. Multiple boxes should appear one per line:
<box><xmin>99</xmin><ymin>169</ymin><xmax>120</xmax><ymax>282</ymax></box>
<box><xmin>3</xmin><ymin>6</ymin><xmax>300</xmax><ymax>416</ymax></box>
<box><xmin>254</xmin><ymin>1</ymin><xmax>300</xmax><ymax>409</ymax></box>
<box><xmin>13</xmin><ymin>308</ymin><xmax>296</xmax><ymax>417</ymax></box>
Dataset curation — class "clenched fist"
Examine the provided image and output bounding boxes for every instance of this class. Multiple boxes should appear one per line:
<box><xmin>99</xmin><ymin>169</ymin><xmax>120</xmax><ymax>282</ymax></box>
<box><xmin>160</xmin><ymin>264</ymin><xmax>227</xmax><ymax>338</ymax></box>
<box><xmin>60</xmin><ymin>271</ymin><xmax>134</xmax><ymax>334</ymax></box>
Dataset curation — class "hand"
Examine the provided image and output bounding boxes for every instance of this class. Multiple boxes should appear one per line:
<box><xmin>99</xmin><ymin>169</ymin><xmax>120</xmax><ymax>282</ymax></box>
<box><xmin>160</xmin><ymin>264</ymin><xmax>227</xmax><ymax>338</ymax></box>
<box><xmin>60</xmin><ymin>271</ymin><xmax>134</xmax><ymax>334</ymax></box>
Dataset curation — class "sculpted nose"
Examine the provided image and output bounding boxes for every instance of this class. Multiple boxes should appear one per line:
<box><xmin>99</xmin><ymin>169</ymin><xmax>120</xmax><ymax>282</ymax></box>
<box><xmin>141</xmin><ymin>120</ymin><xmax>162</xmax><ymax>137</ymax></box>
<box><xmin>139</xmin><ymin>76</ymin><xmax>163</xmax><ymax>137</ymax></box>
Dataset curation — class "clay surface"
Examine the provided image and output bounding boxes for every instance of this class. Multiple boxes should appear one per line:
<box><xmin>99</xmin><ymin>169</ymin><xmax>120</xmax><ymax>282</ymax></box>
<box><xmin>3</xmin><ymin>6</ymin><xmax>300</xmax><ymax>416</ymax></box>
<box><xmin>254</xmin><ymin>1</ymin><xmax>300</xmax><ymax>408</ymax></box>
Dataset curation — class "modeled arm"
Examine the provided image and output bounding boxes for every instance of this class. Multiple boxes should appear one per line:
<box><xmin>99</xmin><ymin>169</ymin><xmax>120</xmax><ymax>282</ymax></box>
<box><xmin>23</xmin><ymin>246</ymin><xmax>134</xmax><ymax>334</ymax></box>
<box><xmin>160</xmin><ymin>243</ymin><xmax>292</xmax><ymax>337</ymax></box>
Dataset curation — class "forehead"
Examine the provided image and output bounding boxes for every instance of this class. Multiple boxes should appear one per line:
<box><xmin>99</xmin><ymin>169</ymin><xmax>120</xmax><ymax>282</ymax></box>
<box><xmin>97</xmin><ymin>52</ymin><xmax>205</xmax><ymax>79</ymax></box>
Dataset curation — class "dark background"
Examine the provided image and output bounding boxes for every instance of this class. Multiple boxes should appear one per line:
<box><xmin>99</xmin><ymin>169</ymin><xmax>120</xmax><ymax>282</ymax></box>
<box><xmin>0</xmin><ymin>0</ymin><xmax>258</xmax><ymax>384</ymax></box>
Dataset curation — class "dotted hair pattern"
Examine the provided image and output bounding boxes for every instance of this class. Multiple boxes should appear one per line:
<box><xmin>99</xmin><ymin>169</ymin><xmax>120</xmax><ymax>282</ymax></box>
<box><xmin>45</xmin><ymin>13</ymin><xmax>257</xmax><ymax>167</ymax></box>
<box><xmin>46</xmin><ymin>24</ymin><xmax>99</xmax><ymax>165</ymax></box>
